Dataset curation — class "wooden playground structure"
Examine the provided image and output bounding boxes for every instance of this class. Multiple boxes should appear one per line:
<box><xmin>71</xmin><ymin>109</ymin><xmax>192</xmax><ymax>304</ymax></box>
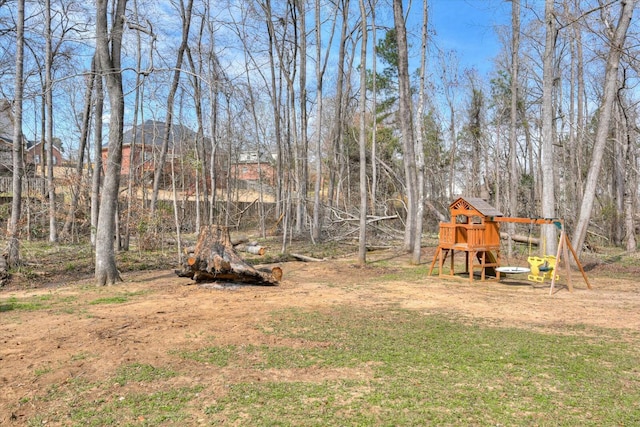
<box><xmin>428</xmin><ymin>197</ymin><xmax>592</xmax><ymax>294</ymax></box>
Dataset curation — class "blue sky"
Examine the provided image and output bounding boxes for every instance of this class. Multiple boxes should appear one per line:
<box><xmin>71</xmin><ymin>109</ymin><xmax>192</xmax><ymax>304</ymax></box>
<box><xmin>422</xmin><ymin>0</ymin><xmax>512</xmax><ymax>75</ymax></box>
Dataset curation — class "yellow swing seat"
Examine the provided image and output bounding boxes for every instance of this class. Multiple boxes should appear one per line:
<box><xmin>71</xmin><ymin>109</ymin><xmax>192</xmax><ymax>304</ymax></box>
<box><xmin>527</xmin><ymin>255</ymin><xmax>559</xmax><ymax>283</ymax></box>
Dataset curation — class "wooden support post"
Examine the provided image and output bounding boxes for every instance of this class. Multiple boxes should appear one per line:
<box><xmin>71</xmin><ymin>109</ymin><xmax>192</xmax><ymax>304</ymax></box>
<box><xmin>565</xmin><ymin>235</ymin><xmax>593</xmax><ymax>290</ymax></box>
<box><xmin>450</xmin><ymin>249</ymin><xmax>454</xmax><ymax>276</ymax></box>
<box><xmin>428</xmin><ymin>247</ymin><xmax>440</xmax><ymax>276</ymax></box>
<box><xmin>562</xmin><ymin>232</ymin><xmax>573</xmax><ymax>293</ymax></box>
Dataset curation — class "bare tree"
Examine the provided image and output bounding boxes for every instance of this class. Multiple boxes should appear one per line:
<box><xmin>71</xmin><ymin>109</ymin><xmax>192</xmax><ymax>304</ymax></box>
<box><xmin>260</xmin><ymin>0</ymin><xmax>285</xmax><ymax>226</ymax></box>
<box><xmin>393</xmin><ymin>0</ymin><xmax>419</xmax><ymax>256</ymax></box>
<box><xmin>540</xmin><ymin>0</ymin><xmax>557</xmax><ymax>256</ymax></box>
<box><xmin>44</xmin><ymin>0</ymin><xmax>57</xmax><ymax>243</ymax></box>
<box><xmin>61</xmin><ymin>56</ymin><xmax>95</xmax><ymax>240</ymax></box>
<box><xmin>369</xmin><ymin>0</ymin><xmax>378</xmax><ymax>215</ymax></box>
<box><xmin>413</xmin><ymin>0</ymin><xmax>428</xmax><ymax>265</ymax></box>
<box><xmin>327</xmin><ymin>0</ymin><xmax>350</xmax><ymax>212</ymax></box>
<box><xmin>312</xmin><ymin>0</ymin><xmax>338</xmax><ymax>241</ymax></box>
<box><xmin>94</xmin><ymin>0</ymin><xmax>127</xmax><ymax>285</ymax></box>
<box><xmin>123</xmin><ymin>0</ymin><xmax>153</xmax><ymax>250</ymax></box>
<box><xmin>507</xmin><ymin>0</ymin><xmax>520</xmax><ymax>258</ymax></box>
<box><xmin>150</xmin><ymin>0</ymin><xmax>194</xmax><ymax>216</ymax></box>
<box><xmin>572</xmin><ymin>0</ymin><xmax>636</xmax><ymax>255</ymax></box>
<box><xmin>296</xmin><ymin>0</ymin><xmax>308</xmax><ymax>235</ymax></box>
<box><xmin>91</xmin><ymin>57</ymin><xmax>104</xmax><ymax>247</ymax></box>
<box><xmin>357</xmin><ymin>0</ymin><xmax>368</xmax><ymax>265</ymax></box>
<box><xmin>7</xmin><ymin>0</ymin><xmax>25</xmax><ymax>267</ymax></box>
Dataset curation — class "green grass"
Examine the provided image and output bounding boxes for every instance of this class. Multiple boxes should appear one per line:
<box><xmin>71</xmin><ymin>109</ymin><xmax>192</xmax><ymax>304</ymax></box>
<box><xmin>0</xmin><ymin>288</ymin><xmax>146</xmax><ymax>314</ymax></box>
<box><xmin>88</xmin><ymin>296</ymin><xmax>129</xmax><ymax>305</ymax></box>
<box><xmin>88</xmin><ymin>290</ymin><xmax>149</xmax><ymax>305</ymax></box>
<box><xmin>0</xmin><ymin>294</ymin><xmax>60</xmax><ymax>312</ymax></box>
<box><xmin>201</xmin><ymin>307</ymin><xmax>640</xmax><ymax>426</ymax></box>
<box><xmin>66</xmin><ymin>385</ymin><xmax>204</xmax><ymax>426</ymax></box>
<box><xmin>175</xmin><ymin>345</ymin><xmax>236</xmax><ymax>367</ymax></box>
<box><xmin>13</xmin><ymin>292</ymin><xmax>640</xmax><ymax>426</ymax></box>
<box><xmin>12</xmin><ymin>240</ymin><xmax>177</xmax><ymax>286</ymax></box>
<box><xmin>3</xmin><ymin>234</ymin><xmax>639</xmax><ymax>426</ymax></box>
<box><xmin>371</xmin><ymin>263</ymin><xmax>431</xmax><ymax>282</ymax></box>
<box><xmin>114</xmin><ymin>363</ymin><xmax>178</xmax><ymax>386</ymax></box>
<box><xmin>29</xmin><ymin>364</ymin><xmax>201</xmax><ymax>426</ymax></box>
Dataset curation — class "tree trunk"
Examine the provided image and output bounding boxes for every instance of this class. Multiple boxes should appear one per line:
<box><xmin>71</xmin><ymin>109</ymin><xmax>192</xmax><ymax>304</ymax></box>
<box><xmin>574</xmin><ymin>2</ymin><xmax>586</xmax><ymax>205</ymax></box>
<box><xmin>176</xmin><ymin>225</ymin><xmax>281</xmax><ymax>285</ymax></box>
<box><xmin>7</xmin><ymin>0</ymin><xmax>25</xmax><ymax>268</ymax></box>
<box><xmin>370</xmin><ymin>3</ymin><xmax>378</xmax><ymax>216</ymax></box>
<box><xmin>393</xmin><ymin>0</ymin><xmax>419</xmax><ymax>254</ymax></box>
<box><xmin>357</xmin><ymin>0</ymin><xmax>368</xmax><ymax>266</ymax></box>
<box><xmin>541</xmin><ymin>0</ymin><xmax>557</xmax><ymax>256</ymax></box>
<box><xmin>94</xmin><ymin>0</ymin><xmax>128</xmax><ymax>286</ymax></box>
<box><xmin>170</xmin><ymin>145</ymin><xmax>182</xmax><ymax>260</ymax></box>
<box><xmin>91</xmin><ymin>56</ymin><xmax>104</xmax><ymax>247</ymax></box>
<box><xmin>312</xmin><ymin>0</ymin><xmax>338</xmax><ymax>241</ymax></box>
<box><xmin>150</xmin><ymin>0</ymin><xmax>194</xmax><ymax>216</ymax></box>
<box><xmin>507</xmin><ymin>0</ymin><xmax>520</xmax><ymax>259</ymax></box>
<box><xmin>620</xmin><ymin>92</ymin><xmax>637</xmax><ymax>252</ymax></box>
<box><xmin>261</xmin><ymin>0</ymin><xmax>284</xmax><ymax>224</ymax></box>
<box><xmin>62</xmin><ymin>57</ymin><xmax>95</xmax><ymax>240</ymax></box>
<box><xmin>312</xmin><ymin>0</ymin><xmax>323</xmax><ymax>241</ymax></box>
<box><xmin>572</xmin><ymin>0</ymin><xmax>636</xmax><ymax>255</ymax></box>
<box><xmin>296</xmin><ymin>0</ymin><xmax>308</xmax><ymax>236</ymax></box>
<box><xmin>45</xmin><ymin>0</ymin><xmax>57</xmax><ymax>243</ymax></box>
<box><xmin>123</xmin><ymin>0</ymin><xmax>145</xmax><ymax>251</ymax></box>
<box><xmin>327</xmin><ymin>0</ymin><xmax>349</xmax><ymax>212</ymax></box>
<box><xmin>412</xmin><ymin>0</ymin><xmax>428</xmax><ymax>265</ymax></box>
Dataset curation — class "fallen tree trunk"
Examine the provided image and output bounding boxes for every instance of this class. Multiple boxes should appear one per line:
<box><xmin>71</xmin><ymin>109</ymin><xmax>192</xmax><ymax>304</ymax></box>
<box><xmin>176</xmin><ymin>225</ymin><xmax>281</xmax><ymax>285</ymax></box>
<box><xmin>500</xmin><ymin>232</ymin><xmax>540</xmax><ymax>246</ymax></box>
<box><xmin>290</xmin><ymin>253</ymin><xmax>325</xmax><ymax>262</ymax></box>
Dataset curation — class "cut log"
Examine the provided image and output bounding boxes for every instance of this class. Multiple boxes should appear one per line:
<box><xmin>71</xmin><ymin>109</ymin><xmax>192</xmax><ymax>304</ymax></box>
<box><xmin>175</xmin><ymin>225</ymin><xmax>281</xmax><ymax>285</ymax></box>
<box><xmin>235</xmin><ymin>244</ymin><xmax>265</xmax><ymax>255</ymax></box>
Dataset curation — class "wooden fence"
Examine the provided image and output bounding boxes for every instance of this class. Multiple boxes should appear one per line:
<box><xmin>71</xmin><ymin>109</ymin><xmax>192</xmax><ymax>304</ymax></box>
<box><xmin>0</xmin><ymin>176</ymin><xmax>276</xmax><ymax>234</ymax></box>
<box><xmin>0</xmin><ymin>177</ymin><xmax>46</xmax><ymax>195</ymax></box>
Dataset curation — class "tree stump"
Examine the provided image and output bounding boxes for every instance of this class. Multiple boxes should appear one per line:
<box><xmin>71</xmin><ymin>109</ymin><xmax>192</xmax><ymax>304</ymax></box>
<box><xmin>175</xmin><ymin>225</ymin><xmax>281</xmax><ymax>285</ymax></box>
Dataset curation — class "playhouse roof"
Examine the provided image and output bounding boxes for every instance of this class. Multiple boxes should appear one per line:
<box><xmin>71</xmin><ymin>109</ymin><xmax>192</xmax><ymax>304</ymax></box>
<box><xmin>449</xmin><ymin>197</ymin><xmax>503</xmax><ymax>218</ymax></box>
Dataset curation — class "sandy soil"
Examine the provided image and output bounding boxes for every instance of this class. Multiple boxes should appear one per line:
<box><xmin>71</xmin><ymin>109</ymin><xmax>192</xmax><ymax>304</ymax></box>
<box><xmin>2</xmin><ymin>248</ymin><xmax>639</xmax><ymax>424</ymax></box>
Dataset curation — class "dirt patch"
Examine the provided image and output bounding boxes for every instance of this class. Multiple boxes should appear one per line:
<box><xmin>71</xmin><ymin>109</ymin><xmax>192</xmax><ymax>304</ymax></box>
<box><xmin>1</xmin><ymin>250</ymin><xmax>639</xmax><ymax>423</ymax></box>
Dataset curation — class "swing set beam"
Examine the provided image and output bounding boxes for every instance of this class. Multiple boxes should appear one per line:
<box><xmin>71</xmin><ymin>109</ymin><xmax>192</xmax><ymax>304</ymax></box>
<box><xmin>491</xmin><ymin>216</ymin><xmax>563</xmax><ymax>226</ymax></box>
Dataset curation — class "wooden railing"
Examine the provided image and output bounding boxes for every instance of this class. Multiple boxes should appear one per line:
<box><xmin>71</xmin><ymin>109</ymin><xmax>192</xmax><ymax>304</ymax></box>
<box><xmin>438</xmin><ymin>222</ymin><xmax>500</xmax><ymax>249</ymax></box>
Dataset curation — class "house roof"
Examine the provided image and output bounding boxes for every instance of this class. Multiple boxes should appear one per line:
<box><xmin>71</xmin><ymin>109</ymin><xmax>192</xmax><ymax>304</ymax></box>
<box><xmin>449</xmin><ymin>197</ymin><xmax>503</xmax><ymax>217</ymax></box>
<box><xmin>26</xmin><ymin>139</ymin><xmax>62</xmax><ymax>152</ymax></box>
<box><xmin>110</xmin><ymin>120</ymin><xmax>200</xmax><ymax>149</ymax></box>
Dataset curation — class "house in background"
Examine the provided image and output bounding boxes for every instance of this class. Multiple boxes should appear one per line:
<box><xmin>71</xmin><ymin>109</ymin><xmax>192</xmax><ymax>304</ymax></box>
<box><xmin>103</xmin><ymin>119</ymin><xmax>202</xmax><ymax>177</ymax></box>
<box><xmin>231</xmin><ymin>151</ymin><xmax>276</xmax><ymax>187</ymax></box>
<box><xmin>25</xmin><ymin>139</ymin><xmax>64</xmax><ymax>172</ymax></box>
<box><xmin>0</xmin><ymin>99</ymin><xmax>66</xmax><ymax>178</ymax></box>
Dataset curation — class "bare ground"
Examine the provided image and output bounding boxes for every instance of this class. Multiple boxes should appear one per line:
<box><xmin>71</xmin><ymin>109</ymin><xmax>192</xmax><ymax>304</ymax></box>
<box><xmin>2</xmin><ymin>247</ymin><xmax>640</xmax><ymax>424</ymax></box>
